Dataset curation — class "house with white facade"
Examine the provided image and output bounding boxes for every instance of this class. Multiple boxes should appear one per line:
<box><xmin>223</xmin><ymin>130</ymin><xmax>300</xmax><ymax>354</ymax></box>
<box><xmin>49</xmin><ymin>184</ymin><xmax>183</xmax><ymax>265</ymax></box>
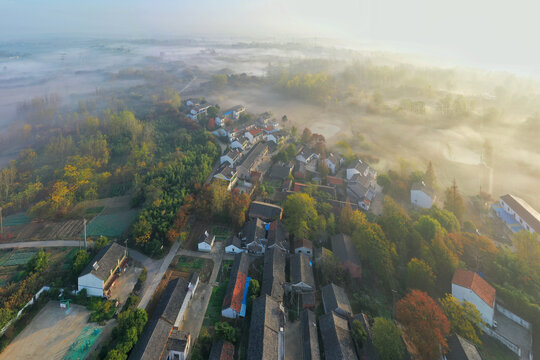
<box><xmin>225</xmin><ymin>237</ymin><xmax>245</xmax><ymax>254</ymax></box>
<box><xmin>325</xmin><ymin>153</ymin><xmax>343</xmax><ymax>175</ymax></box>
<box><xmin>220</xmin><ymin>149</ymin><xmax>241</xmax><ymax>166</ymax></box>
<box><xmin>494</xmin><ymin>194</ymin><xmax>540</xmax><ymax>235</ymax></box>
<box><xmin>78</xmin><ymin>243</ymin><xmax>127</xmax><ymax>297</ymax></box>
<box><xmin>452</xmin><ymin>269</ymin><xmax>496</xmax><ymax>326</ymax></box>
<box><xmin>245</xmin><ymin>128</ymin><xmax>263</xmax><ymax>144</ymax></box>
<box><xmin>346</xmin><ymin>159</ymin><xmax>377</xmax><ymax>181</ymax></box>
<box><xmin>230</xmin><ymin>138</ymin><xmax>249</xmax><ymax>151</ymax></box>
<box><xmin>296</xmin><ymin>148</ymin><xmax>318</xmax><ymax>164</ymax></box>
<box><xmin>411</xmin><ymin>182</ymin><xmax>436</xmax><ymax>209</ymax></box>
<box><xmin>198</xmin><ymin>231</ymin><xmax>215</xmax><ymax>252</ymax></box>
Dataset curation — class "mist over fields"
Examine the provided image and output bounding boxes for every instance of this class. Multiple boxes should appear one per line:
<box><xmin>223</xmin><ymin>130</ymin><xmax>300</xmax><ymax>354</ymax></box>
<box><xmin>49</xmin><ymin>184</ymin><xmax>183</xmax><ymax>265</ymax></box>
<box><xmin>0</xmin><ymin>38</ymin><xmax>539</xmax><ymax>209</ymax></box>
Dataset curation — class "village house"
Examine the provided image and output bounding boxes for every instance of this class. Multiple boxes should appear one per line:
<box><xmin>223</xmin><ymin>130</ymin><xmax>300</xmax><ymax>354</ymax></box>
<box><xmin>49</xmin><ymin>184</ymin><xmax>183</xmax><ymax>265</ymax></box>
<box><xmin>213</xmin><ymin>165</ymin><xmax>238</xmax><ymax>190</ymax></box>
<box><xmin>245</xmin><ymin>128</ymin><xmax>264</xmax><ymax>144</ymax></box>
<box><xmin>249</xmin><ymin>201</ymin><xmax>283</xmax><ymax>222</ymax></box>
<box><xmin>319</xmin><ymin>311</ymin><xmax>358</xmax><ymax>360</ymax></box>
<box><xmin>269</xmin><ymin>162</ymin><xmax>293</xmax><ymax>182</ymax></box>
<box><xmin>452</xmin><ymin>269</ymin><xmax>495</xmax><ymax>326</ymax></box>
<box><xmin>326</xmin><ymin>176</ymin><xmax>344</xmax><ymax>188</ymax></box>
<box><xmin>220</xmin><ymin>149</ymin><xmax>241</xmax><ymax>166</ymax></box>
<box><xmin>325</xmin><ymin>153</ymin><xmax>343</xmax><ymax>175</ymax></box>
<box><xmin>218</xmin><ymin>105</ymin><xmax>245</xmax><ymax>122</ymax></box>
<box><xmin>267</xmin><ymin>221</ymin><xmax>289</xmax><ymax>252</ymax></box>
<box><xmin>198</xmin><ymin>231</ymin><xmax>215</xmax><ymax>252</ymax></box>
<box><xmin>262</xmin><ymin>247</ymin><xmax>287</xmax><ymax>302</ymax></box>
<box><xmin>186</xmin><ymin>103</ymin><xmax>212</xmax><ymax>120</ymax></box>
<box><xmin>225</xmin><ymin>236</ymin><xmax>244</xmax><ymax>254</ymax></box>
<box><xmin>493</xmin><ymin>194</ymin><xmax>540</xmax><ymax>235</ymax></box>
<box><xmin>346</xmin><ymin>159</ymin><xmax>377</xmax><ymax>181</ymax></box>
<box><xmin>209</xmin><ymin>339</ymin><xmax>235</xmax><ymax>360</ymax></box>
<box><xmin>294</xmin><ymin>239</ymin><xmax>313</xmax><ymax>258</ymax></box>
<box><xmin>301</xmin><ymin>309</ymin><xmax>321</xmax><ymax>360</ymax></box>
<box><xmin>346</xmin><ymin>181</ymin><xmax>376</xmax><ymax>211</ymax></box>
<box><xmin>321</xmin><ymin>283</ymin><xmax>352</xmax><ymax>318</ymax></box>
<box><xmin>247</xmin><ymin>295</ymin><xmax>285</xmax><ymax>360</ymax></box>
<box><xmin>78</xmin><ymin>242</ymin><xmax>127</xmax><ymax>297</ymax></box>
<box><xmin>266</xmin><ymin>130</ymin><xmax>286</xmax><ymax>144</ymax></box>
<box><xmin>129</xmin><ymin>274</ymin><xmax>198</xmax><ymax>360</ymax></box>
<box><xmin>236</xmin><ymin>142</ymin><xmax>268</xmax><ymax>180</ymax></box>
<box><xmin>331</xmin><ymin>234</ymin><xmax>362</xmax><ymax>279</ymax></box>
<box><xmin>411</xmin><ymin>182</ymin><xmax>436</xmax><ymax>209</ymax></box>
<box><xmin>290</xmin><ymin>253</ymin><xmax>315</xmax><ymax>292</ymax></box>
<box><xmin>444</xmin><ymin>334</ymin><xmax>483</xmax><ymax>360</ymax></box>
<box><xmin>296</xmin><ymin>147</ymin><xmax>319</xmax><ymax>164</ymax></box>
<box><xmin>242</xmin><ymin>218</ymin><xmax>267</xmax><ymax>255</ymax></box>
<box><xmin>222</xmin><ymin>253</ymin><xmax>250</xmax><ymax>319</ymax></box>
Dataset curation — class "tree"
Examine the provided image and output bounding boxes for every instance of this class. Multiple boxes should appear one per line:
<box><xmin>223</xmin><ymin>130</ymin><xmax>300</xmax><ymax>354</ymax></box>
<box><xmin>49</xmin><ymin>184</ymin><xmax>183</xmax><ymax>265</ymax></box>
<box><xmin>228</xmin><ymin>189</ymin><xmax>250</xmax><ymax>230</ymax></box>
<box><xmin>211</xmin><ymin>74</ymin><xmax>228</xmax><ymax>89</ymax></box>
<box><xmin>351</xmin><ymin>319</ymin><xmax>367</xmax><ymax>348</ymax></box>
<box><xmin>406</xmin><ymin>258</ymin><xmax>436</xmax><ymax>293</ymax></box>
<box><xmin>512</xmin><ymin>231</ymin><xmax>540</xmax><ymax>275</ymax></box>
<box><xmin>424</xmin><ymin>161</ymin><xmax>437</xmax><ymax>189</ymax></box>
<box><xmin>72</xmin><ymin>249</ymin><xmax>91</xmax><ymax>275</ymax></box>
<box><xmin>444</xmin><ymin>179</ymin><xmax>465</xmax><ymax>223</ymax></box>
<box><xmin>377</xmin><ymin>174</ymin><xmax>391</xmax><ymax>192</ymax></box>
<box><xmin>300</xmin><ymin>128</ymin><xmax>312</xmax><ymax>144</ymax></box>
<box><xmin>248</xmin><ymin>279</ymin><xmax>260</xmax><ymax>299</ymax></box>
<box><xmin>26</xmin><ymin>249</ymin><xmax>50</xmax><ymax>274</ymax></box>
<box><xmin>94</xmin><ymin>235</ymin><xmax>111</xmax><ymax>250</ymax></box>
<box><xmin>214</xmin><ymin>322</ymin><xmax>237</xmax><ymax>343</ymax></box>
<box><xmin>105</xmin><ymin>349</ymin><xmax>127</xmax><ymax>360</ymax></box>
<box><xmin>414</xmin><ymin>215</ymin><xmax>443</xmax><ymax>242</ymax></box>
<box><xmin>396</xmin><ymin>290</ymin><xmax>450</xmax><ymax>360</ymax></box>
<box><xmin>371</xmin><ymin>317</ymin><xmax>405</xmax><ymax>360</ymax></box>
<box><xmin>283</xmin><ymin>192</ymin><xmax>318</xmax><ymax>239</ymax></box>
<box><xmin>319</xmin><ymin>160</ymin><xmax>329</xmax><ymax>180</ymax></box>
<box><xmin>440</xmin><ymin>294</ymin><xmax>484</xmax><ymax>345</ymax></box>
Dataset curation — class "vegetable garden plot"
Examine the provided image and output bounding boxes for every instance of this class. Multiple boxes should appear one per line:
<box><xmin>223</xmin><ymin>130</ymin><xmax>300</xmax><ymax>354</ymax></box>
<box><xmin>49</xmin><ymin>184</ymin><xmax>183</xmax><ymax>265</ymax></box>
<box><xmin>85</xmin><ymin>209</ymin><xmax>138</xmax><ymax>237</ymax></box>
<box><xmin>2</xmin><ymin>213</ymin><xmax>31</xmax><ymax>227</ymax></box>
<box><xmin>3</xmin><ymin>251</ymin><xmax>36</xmax><ymax>266</ymax></box>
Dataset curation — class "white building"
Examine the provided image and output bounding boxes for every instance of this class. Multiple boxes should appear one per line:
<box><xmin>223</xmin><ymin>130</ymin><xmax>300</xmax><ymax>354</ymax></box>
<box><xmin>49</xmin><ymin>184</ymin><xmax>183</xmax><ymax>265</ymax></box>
<box><xmin>498</xmin><ymin>194</ymin><xmax>540</xmax><ymax>236</ymax></box>
<box><xmin>198</xmin><ymin>231</ymin><xmax>215</xmax><ymax>252</ymax></box>
<box><xmin>220</xmin><ymin>149</ymin><xmax>241</xmax><ymax>166</ymax></box>
<box><xmin>244</xmin><ymin>128</ymin><xmax>263</xmax><ymax>144</ymax></box>
<box><xmin>452</xmin><ymin>269</ymin><xmax>496</xmax><ymax>326</ymax></box>
<box><xmin>225</xmin><ymin>237</ymin><xmax>245</xmax><ymax>254</ymax></box>
<box><xmin>325</xmin><ymin>153</ymin><xmax>343</xmax><ymax>175</ymax></box>
<box><xmin>411</xmin><ymin>182</ymin><xmax>436</xmax><ymax>209</ymax></box>
<box><xmin>78</xmin><ymin>243</ymin><xmax>127</xmax><ymax>297</ymax></box>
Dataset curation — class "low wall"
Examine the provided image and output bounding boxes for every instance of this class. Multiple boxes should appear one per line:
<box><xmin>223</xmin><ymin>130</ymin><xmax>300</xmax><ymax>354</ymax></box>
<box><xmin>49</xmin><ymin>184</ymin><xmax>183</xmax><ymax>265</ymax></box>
<box><xmin>0</xmin><ymin>286</ymin><xmax>50</xmax><ymax>336</ymax></box>
<box><xmin>496</xmin><ymin>303</ymin><xmax>532</xmax><ymax>330</ymax></box>
<box><xmin>483</xmin><ymin>326</ymin><xmax>521</xmax><ymax>356</ymax></box>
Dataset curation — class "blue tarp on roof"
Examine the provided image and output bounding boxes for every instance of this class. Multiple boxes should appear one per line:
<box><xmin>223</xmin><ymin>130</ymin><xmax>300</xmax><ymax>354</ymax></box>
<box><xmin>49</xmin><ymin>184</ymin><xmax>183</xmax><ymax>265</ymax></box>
<box><xmin>492</xmin><ymin>204</ymin><xmax>525</xmax><ymax>233</ymax></box>
<box><xmin>240</xmin><ymin>276</ymin><xmax>251</xmax><ymax>317</ymax></box>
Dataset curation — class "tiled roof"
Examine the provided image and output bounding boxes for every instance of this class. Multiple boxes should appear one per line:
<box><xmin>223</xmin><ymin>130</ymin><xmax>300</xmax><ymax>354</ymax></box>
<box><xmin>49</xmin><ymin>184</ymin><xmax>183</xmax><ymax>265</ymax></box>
<box><xmin>301</xmin><ymin>310</ymin><xmax>321</xmax><ymax>360</ymax></box>
<box><xmin>321</xmin><ymin>283</ymin><xmax>352</xmax><ymax>316</ymax></box>
<box><xmin>411</xmin><ymin>182</ymin><xmax>435</xmax><ymax>198</ymax></box>
<box><xmin>291</xmin><ymin>253</ymin><xmax>315</xmax><ymax>289</ymax></box>
<box><xmin>319</xmin><ymin>312</ymin><xmax>357</xmax><ymax>360</ymax></box>
<box><xmin>238</xmin><ymin>142</ymin><xmax>267</xmax><ymax>171</ymax></box>
<box><xmin>242</xmin><ymin>218</ymin><xmax>267</xmax><ymax>244</ymax></box>
<box><xmin>327</xmin><ymin>176</ymin><xmax>343</xmax><ymax>186</ymax></box>
<box><xmin>80</xmin><ymin>242</ymin><xmax>126</xmax><ymax>280</ymax></box>
<box><xmin>500</xmin><ymin>194</ymin><xmax>540</xmax><ymax>234</ymax></box>
<box><xmin>249</xmin><ymin>201</ymin><xmax>283</xmax><ymax>221</ymax></box>
<box><xmin>209</xmin><ymin>339</ymin><xmax>235</xmax><ymax>360</ymax></box>
<box><xmin>452</xmin><ymin>269</ymin><xmax>496</xmax><ymax>308</ymax></box>
<box><xmin>155</xmin><ymin>277</ymin><xmax>190</xmax><ymax>325</ymax></box>
<box><xmin>128</xmin><ymin>318</ymin><xmax>172</xmax><ymax>360</ymax></box>
<box><xmin>261</xmin><ymin>247</ymin><xmax>286</xmax><ymax>301</ymax></box>
<box><xmin>249</xmin><ymin>128</ymin><xmax>263</xmax><ymax>136</ymax></box>
<box><xmin>222</xmin><ymin>253</ymin><xmax>249</xmax><ymax>313</ymax></box>
<box><xmin>446</xmin><ymin>334</ymin><xmax>482</xmax><ymax>360</ymax></box>
<box><xmin>295</xmin><ymin>238</ymin><xmax>313</xmax><ymax>250</ymax></box>
<box><xmin>331</xmin><ymin>234</ymin><xmax>361</xmax><ymax>267</ymax></box>
<box><xmin>247</xmin><ymin>295</ymin><xmax>283</xmax><ymax>360</ymax></box>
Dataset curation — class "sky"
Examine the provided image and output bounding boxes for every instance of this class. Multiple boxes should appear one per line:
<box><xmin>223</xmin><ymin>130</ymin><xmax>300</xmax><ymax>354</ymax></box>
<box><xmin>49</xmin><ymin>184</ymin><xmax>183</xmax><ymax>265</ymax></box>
<box><xmin>1</xmin><ymin>0</ymin><xmax>540</xmax><ymax>76</ymax></box>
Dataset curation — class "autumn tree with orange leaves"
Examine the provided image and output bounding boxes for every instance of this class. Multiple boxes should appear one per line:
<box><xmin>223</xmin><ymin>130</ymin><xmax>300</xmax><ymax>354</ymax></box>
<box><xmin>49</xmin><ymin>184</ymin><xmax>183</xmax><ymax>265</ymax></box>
<box><xmin>396</xmin><ymin>290</ymin><xmax>450</xmax><ymax>360</ymax></box>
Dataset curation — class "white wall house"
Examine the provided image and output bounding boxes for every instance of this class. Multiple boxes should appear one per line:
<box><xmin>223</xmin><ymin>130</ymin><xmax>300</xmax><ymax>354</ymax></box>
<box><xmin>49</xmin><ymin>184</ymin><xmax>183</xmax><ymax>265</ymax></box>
<box><xmin>78</xmin><ymin>243</ymin><xmax>127</xmax><ymax>298</ymax></box>
<box><xmin>452</xmin><ymin>269</ymin><xmax>495</xmax><ymax>326</ymax></box>
<box><xmin>411</xmin><ymin>182</ymin><xmax>436</xmax><ymax>209</ymax></box>
<box><xmin>225</xmin><ymin>237</ymin><xmax>245</xmax><ymax>254</ymax></box>
<box><xmin>220</xmin><ymin>150</ymin><xmax>240</xmax><ymax>166</ymax></box>
<box><xmin>198</xmin><ymin>232</ymin><xmax>215</xmax><ymax>252</ymax></box>
<box><xmin>499</xmin><ymin>194</ymin><xmax>540</xmax><ymax>235</ymax></box>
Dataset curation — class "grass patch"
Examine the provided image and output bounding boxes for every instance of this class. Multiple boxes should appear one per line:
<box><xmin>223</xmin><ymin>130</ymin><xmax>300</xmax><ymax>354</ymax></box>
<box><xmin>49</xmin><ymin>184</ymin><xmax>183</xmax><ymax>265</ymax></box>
<box><xmin>479</xmin><ymin>334</ymin><xmax>518</xmax><ymax>360</ymax></box>
<box><xmin>203</xmin><ymin>282</ymin><xmax>228</xmax><ymax>326</ymax></box>
<box><xmin>2</xmin><ymin>251</ymin><xmax>36</xmax><ymax>266</ymax></box>
<box><xmin>176</xmin><ymin>256</ymin><xmax>212</xmax><ymax>273</ymax></box>
<box><xmin>211</xmin><ymin>226</ymin><xmax>230</xmax><ymax>237</ymax></box>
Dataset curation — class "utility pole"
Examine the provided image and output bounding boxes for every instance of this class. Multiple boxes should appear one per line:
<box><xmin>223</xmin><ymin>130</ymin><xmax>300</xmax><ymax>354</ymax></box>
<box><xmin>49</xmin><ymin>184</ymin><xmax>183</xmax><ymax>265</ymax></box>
<box><xmin>83</xmin><ymin>218</ymin><xmax>87</xmax><ymax>250</ymax></box>
<box><xmin>0</xmin><ymin>207</ymin><xmax>3</xmax><ymax>237</ymax></box>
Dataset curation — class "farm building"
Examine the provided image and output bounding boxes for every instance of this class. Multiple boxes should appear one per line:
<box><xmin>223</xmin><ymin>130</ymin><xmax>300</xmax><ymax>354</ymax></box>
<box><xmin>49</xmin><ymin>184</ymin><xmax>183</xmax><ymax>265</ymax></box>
<box><xmin>78</xmin><ymin>243</ymin><xmax>127</xmax><ymax>297</ymax></box>
<box><xmin>222</xmin><ymin>253</ymin><xmax>250</xmax><ymax>319</ymax></box>
<box><xmin>198</xmin><ymin>231</ymin><xmax>215</xmax><ymax>252</ymax></box>
<box><xmin>452</xmin><ymin>269</ymin><xmax>496</xmax><ymax>326</ymax></box>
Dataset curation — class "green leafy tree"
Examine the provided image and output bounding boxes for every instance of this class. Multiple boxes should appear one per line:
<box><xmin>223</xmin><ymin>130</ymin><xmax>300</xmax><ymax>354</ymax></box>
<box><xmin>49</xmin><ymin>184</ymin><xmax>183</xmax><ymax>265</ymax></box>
<box><xmin>105</xmin><ymin>349</ymin><xmax>127</xmax><ymax>360</ymax></box>
<box><xmin>26</xmin><ymin>249</ymin><xmax>50</xmax><ymax>274</ymax></box>
<box><xmin>406</xmin><ymin>258</ymin><xmax>436</xmax><ymax>293</ymax></box>
<box><xmin>283</xmin><ymin>192</ymin><xmax>318</xmax><ymax>239</ymax></box>
<box><xmin>371</xmin><ymin>317</ymin><xmax>405</xmax><ymax>360</ymax></box>
<box><xmin>512</xmin><ymin>231</ymin><xmax>540</xmax><ymax>275</ymax></box>
<box><xmin>440</xmin><ymin>294</ymin><xmax>484</xmax><ymax>345</ymax></box>
<box><xmin>414</xmin><ymin>215</ymin><xmax>443</xmax><ymax>242</ymax></box>
<box><xmin>72</xmin><ymin>249</ymin><xmax>91</xmax><ymax>276</ymax></box>
<box><xmin>94</xmin><ymin>236</ymin><xmax>111</xmax><ymax>250</ymax></box>
<box><xmin>351</xmin><ymin>319</ymin><xmax>367</xmax><ymax>348</ymax></box>
<box><xmin>214</xmin><ymin>322</ymin><xmax>237</xmax><ymax>343</ymax></box>
<box><xmin>211</xmin><ymin>74</ymin><xmax>228</xmax><ymax>89</ymax></box>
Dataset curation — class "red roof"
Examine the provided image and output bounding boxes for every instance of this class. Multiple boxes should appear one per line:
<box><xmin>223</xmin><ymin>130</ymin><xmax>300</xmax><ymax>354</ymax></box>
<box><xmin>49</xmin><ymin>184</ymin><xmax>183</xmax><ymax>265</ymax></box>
<box><xmin>452</xmin><ymin>269</ymin><xmax>496</xmax><ymax>308</ymax></box>
<box><xmin>249</xmin><ymin>128</ymin><xmax>262</xmax><ymax>136</ymax></box>
<box><xmin>264</xmin><ymin>126</ymin><xmax>275</xmax><ymax>132</ymax></box>
<box><xmin>228</xmin><ymin>272</ymin><xmax>247</xmax><ymax>313</ymax></box>
<box><xmin>293</xmin><ymin>182</ymin><xmax>307</xmax><ymax>192</ymax></box>
<box><xmin>219</xmin><ymin>341</ymin><xmax>235</xmax><ymax>360</ymax></box>
<box><xmin>327</xmin><ymin>176</ymin><xmax>343</xmax><ymax>186</ymax></box>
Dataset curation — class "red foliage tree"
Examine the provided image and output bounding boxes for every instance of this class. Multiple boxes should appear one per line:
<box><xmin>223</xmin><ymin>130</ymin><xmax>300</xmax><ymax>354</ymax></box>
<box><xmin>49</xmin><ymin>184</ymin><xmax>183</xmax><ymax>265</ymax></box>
<box><xmin>396</xmin><ymin>289</ymin><xmax>450</xmax><ymax>360</ymax></box>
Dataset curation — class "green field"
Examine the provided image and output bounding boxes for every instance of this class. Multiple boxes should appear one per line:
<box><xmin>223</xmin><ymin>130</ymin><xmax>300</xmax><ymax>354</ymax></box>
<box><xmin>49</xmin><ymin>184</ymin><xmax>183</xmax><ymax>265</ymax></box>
<box><xmin>2</xmin><ymin>213</ymin><xmax>31</xmax><ymax>227</ymax></box>
<box><xmin>203</xmin><ymin>282</ymin><xmax>228</xmax><ymax>326</ymax></box>
<box><xmin>85</xmin><ymin>209</ymin><xmax>138</xmax><ymax>237</ymax></box>
<box><xmin>2</xmin><ymin>251</ymin><xmax>36</xmax><ymax>266</ymax></box>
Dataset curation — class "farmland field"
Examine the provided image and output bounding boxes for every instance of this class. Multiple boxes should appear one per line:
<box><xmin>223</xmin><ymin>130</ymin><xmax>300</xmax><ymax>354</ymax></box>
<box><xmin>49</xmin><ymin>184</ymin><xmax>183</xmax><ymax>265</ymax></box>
<box><xmin>85</xmin><ymin>208</ymin><xmax>138</xmax><ymax>237</ymax></box>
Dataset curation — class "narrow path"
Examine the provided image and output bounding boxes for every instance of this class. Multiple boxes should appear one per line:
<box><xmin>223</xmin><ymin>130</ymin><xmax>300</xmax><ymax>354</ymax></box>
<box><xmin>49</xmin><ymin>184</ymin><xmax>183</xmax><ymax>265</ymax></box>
<box><xmin>0</xmin><ymin>240</ymin><xmax>92</xmax><ymax>249</ymax></box>
<box><xmin>137</xmin><ymin>241</ymin><xmax>181</xmax><ymax>309</ymax></box>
